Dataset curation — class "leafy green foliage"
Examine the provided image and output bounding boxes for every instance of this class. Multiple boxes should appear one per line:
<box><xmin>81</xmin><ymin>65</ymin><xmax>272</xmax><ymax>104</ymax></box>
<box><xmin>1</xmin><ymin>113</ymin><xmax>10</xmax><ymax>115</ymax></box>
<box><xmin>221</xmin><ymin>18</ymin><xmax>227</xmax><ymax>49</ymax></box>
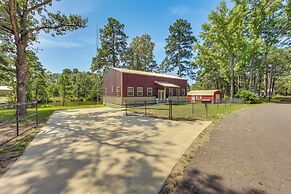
<box><xmin>92</xmin><ymin>18</ymin><xmax>128</xmax><ymax>73</ymax></box>
<box><xmin>194</xmin><ymin>0</ymin><xmax>289</xmax><ymax>98</ymax></box>
<box><xmin>235</xmin><ymin>89</ymin><xmax>261</xmax><ymax>104</ymax></box>
<box><xmin>0</xmin><ymin>0</ymin><xmax>87</xmax><ymax>114</ymax></box>
<box><xmin>125</xmin><ymin>34</ymin><xmax>157</xmax><ymax>71</ymax></box>
<box><xmin>164</xmin><ymin>19</ymin><xmax>196</xmax><ymax>78</ymax></box>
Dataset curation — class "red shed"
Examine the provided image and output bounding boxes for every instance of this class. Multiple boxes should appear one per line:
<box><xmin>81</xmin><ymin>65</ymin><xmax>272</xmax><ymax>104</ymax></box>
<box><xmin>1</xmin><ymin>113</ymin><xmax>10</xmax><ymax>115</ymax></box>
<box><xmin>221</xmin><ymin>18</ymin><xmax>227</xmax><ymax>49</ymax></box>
<box><xmin>103</xmin><ymin>67</ymin><xmax>188</xmax><ymax>105</ymax></box>
<box><xmin>187</xmin><ymin>90</ymin><xmax>223</xmax><ymax>104</ymax></box>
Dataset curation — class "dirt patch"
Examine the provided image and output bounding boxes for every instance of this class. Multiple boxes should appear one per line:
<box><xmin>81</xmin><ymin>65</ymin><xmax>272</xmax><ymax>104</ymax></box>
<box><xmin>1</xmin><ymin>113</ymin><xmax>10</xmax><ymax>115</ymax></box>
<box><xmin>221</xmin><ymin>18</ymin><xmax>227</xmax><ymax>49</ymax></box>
<box><xmin>160</xmin><ymin>122</ymin><xmax>216</xmax><ymax>194</ymax></box>
<box><xmin>0</xmin><ymin>128</ymin><xmax>40</xmax><ymax>177</ymax></box>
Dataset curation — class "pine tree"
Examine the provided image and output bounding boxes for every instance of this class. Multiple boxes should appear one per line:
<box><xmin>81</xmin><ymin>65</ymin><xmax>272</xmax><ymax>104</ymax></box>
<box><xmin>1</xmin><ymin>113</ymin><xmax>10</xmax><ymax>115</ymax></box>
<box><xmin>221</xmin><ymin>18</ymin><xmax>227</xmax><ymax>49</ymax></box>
<box><xmin>92</xmin><ymin>18</ymin><xmax>128</xmax><ymax>73</ymax></box>
<box><xmin>164</xmin><ymin>19</ymin><xmax>196</xmax><ymax>78</ymax></box>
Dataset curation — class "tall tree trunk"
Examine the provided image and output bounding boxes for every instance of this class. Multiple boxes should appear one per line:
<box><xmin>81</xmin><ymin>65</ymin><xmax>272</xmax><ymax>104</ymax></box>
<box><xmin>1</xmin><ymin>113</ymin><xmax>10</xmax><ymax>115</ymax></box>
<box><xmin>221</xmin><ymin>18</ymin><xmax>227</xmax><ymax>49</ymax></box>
<box><xmin>62</xmin><ymin>87</ymin><xmax>66</xmax><ymax>106</ymax></box>
<box><xmin>268</xmin><ymin>65</ymin><xmax>273</xmax><ymax>101</ymax></box>
<box><xmin>16</xmin><ymin>43</ymin><xmax>27</xmax><ymax>115</ymax></box>
<box><xmin>249</xmin><ymin>61</ymin><xmax>253</xmax><ymax>92</ymax></box>
<box><xmin>271</xmin><ymin>79</ymin><xmax>276</xmax><ymax>96</ymax></box>
<box><xmin>35</xmin><ymin>81</ymin><xmax>39</xmax><ymax>101</ymax></box>
<box><xmin>254</xmin><ymin>72</ymin><xmax>258</xmax><ymax>95</ymax></box>
<box><xmin>255</xmin><ymin>68</ymin><xmax>262</xmax><ymax>96</ymax></box>
<box><xmin>244</xmin><ymin>74</ymin><xmax>247</xmax><ymax>89</ymax></box>
<box><xmin>230</xmin><ymin>55</ymin><xmax>235</xmax><ymax>98</ymax></box>
<box><xmin>264</xmin><ymin>64</ymin><xmax>268</xmax><ymax>99</ymax></box>
<box><xmin>177</xmin><ymin>47</ymin><xmax>181</xmax><ymax>77</ymax></box>
<box><xmin>262</xmin><ymin>52</ymin><xmax>268</xmax><ymax>98</ymax></box>
<box><xmin>112</xmin><ymin>30</ymin><xmax>116</xmax><ymax>67</ymax></box>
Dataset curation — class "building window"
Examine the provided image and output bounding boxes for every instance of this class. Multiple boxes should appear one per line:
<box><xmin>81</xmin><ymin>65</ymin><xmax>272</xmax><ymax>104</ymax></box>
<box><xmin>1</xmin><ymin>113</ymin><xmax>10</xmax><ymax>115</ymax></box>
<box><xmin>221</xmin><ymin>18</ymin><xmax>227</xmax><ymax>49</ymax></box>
<box><xmin>169</xmin><ymin>88</ymin><xmax>173</xmax><ymax>96</ymax></box>
<box><xmin>105</xmin><ymin>88</ymin><xmax>107</xmax><ymax>96</ymax></box>
<box><xmin>196</xmin><ymin>95</ymin><xmax>202</xmax><ymax>100</ymax></box>
<box><xmin>116</xmin><ymin>87</ymin><xmax>120</xmax><ymax>96</ymax></box>
<box><xmin>181</xmin><ymin>89</ymin><xmax>185</xmax><ymax>96</ymax></box>
<box><xmin>137</xmin><ymin>87</ymin><xmax>143</xmax><ymax>96</ymax></box>
<box><xmin>112</xmin><ymin>85</ymin><xmax>114</xmax><ymax>93</ymax></box>
<box><xmin>176</xmin><ymin>88</ymin><xmax>180</xmax><ymax>96</ymax></box>
<box><xmin>147</xmin><ymin>87</ymin><xmax>153</xmax><ymax>96</ymax></box>
<box><xmin>127</xmin><ymin>87</ymin><xmax>134</xmax><ymax>96</ymax></box>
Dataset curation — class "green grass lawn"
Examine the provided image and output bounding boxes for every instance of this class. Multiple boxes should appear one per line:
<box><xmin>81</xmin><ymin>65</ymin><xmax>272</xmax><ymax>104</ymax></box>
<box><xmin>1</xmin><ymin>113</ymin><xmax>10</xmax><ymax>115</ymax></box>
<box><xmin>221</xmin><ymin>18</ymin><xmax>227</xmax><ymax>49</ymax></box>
<box><xmin>129</xmin><ymin>103</ymin><xmax>255</xmax><ymax>120</ymax></box>
<box><xmin>0</xmin><ymin>104</ymin><xmax>105</xmax><ymax>124</ymax></box>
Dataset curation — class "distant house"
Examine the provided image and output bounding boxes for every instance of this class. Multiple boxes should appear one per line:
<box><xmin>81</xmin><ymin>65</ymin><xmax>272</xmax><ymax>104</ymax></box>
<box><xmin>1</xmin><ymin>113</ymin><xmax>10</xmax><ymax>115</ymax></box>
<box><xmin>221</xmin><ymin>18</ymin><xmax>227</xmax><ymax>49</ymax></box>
<box><xmin>103</xmin><ymin>67</ymin><xmax>187</xmax><ymax>105</ymax></box>
<box><xmin>0</xmin><ymin>86</ymin><xmax>13</xmax><ymax>103</ymax></box>
<box><xmin>187</xmin><ymin>90</ymin><xmax>223</xmax><ymax>103</ymax></box>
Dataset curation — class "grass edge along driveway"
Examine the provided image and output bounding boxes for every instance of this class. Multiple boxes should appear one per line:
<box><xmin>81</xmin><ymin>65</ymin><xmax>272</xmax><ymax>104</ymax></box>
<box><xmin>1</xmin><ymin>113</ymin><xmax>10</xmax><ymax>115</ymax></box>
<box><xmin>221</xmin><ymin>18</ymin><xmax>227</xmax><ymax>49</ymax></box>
<box><xmin>0</xmin><ymin>103</ymin><xmax>258</xmax><ymax>177</ymax></box>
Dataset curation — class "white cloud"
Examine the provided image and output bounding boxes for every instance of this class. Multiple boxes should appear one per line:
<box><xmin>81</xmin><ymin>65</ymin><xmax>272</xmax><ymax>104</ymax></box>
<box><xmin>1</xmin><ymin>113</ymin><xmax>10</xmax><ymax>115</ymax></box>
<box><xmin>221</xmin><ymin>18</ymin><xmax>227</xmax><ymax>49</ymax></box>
<box><xmin>169</xmin><ymin>5</ymin><xmax>192</xmax><ymax>16</ymax></box>
<box><xmin>37</xmin><ymin>37</ymin><xmax>83</xmax><ymax>49</ymax></box>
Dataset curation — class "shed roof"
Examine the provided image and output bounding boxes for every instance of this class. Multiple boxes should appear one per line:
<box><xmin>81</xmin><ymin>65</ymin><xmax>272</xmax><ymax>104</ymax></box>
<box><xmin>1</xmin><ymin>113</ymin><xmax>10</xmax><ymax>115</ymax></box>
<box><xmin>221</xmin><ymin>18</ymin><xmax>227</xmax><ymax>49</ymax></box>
<box><xmin>111</xmin><ymin>67</ymin><xmax>187</xmax><ymax>80</ymax></box>
<box><xmin>154</xmin><ymin>81</ymin><xmax>180</xmax><ymax>88</ymax></box>
<box><xmin>0</xmin><ymin>86</ymin><xmax>13</xmax><ymax>91</ymax></box>
<box><xmin>187</xmin><ymin>90</ymin><xmax>221</xmax><ymax>96</ymax></box>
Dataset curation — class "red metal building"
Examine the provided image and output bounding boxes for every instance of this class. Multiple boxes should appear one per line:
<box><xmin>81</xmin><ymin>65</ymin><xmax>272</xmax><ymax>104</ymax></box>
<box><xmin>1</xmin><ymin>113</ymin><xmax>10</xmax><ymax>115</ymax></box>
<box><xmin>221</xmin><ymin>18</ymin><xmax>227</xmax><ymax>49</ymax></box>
<box><xmin>103</xmin><ymin>67</ymin><xmax>188</xmax><ymax>105</ymax></box>
<box><xmin>187</xmin><ymin>90</ymin><xmax>223</xmax><ymax>103</ymax></box>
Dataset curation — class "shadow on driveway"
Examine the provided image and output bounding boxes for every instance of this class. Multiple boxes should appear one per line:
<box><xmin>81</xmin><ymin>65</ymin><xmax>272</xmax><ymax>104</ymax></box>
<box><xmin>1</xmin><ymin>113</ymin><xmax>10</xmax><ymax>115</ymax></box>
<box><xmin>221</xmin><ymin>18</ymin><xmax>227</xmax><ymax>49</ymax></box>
<box><xmin>0</xmin><ymin>108</ymin><xmax>211</xmax><ymax>194</ymax></box>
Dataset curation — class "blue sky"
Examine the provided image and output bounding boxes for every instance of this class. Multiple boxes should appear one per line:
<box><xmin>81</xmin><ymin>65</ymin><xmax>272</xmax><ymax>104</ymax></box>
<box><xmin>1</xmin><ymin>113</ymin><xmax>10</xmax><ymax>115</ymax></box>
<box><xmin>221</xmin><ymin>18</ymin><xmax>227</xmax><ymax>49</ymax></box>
<box><xmin>36</xmin><ymin>0</ymin><xmax>221</xmax><ymax>73</ymax></box>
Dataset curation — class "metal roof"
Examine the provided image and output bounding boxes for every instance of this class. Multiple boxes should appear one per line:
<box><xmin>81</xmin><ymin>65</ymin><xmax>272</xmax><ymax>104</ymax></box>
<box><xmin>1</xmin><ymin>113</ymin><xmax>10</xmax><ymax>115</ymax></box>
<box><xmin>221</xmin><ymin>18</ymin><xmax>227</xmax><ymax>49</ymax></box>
<box><xmin>0</xmin><ymin>86</ymin><xmax>13</xmax><ymax>91</ymax></box>
<box><xmin>111</xmin><ymin>67</ymin><xmax>187</xmax><ymax>80</ymax></box>
<box><xmin>187</xmin><ymin>90</ymin><xmax>220</xmax><ymax>96</ymax></box>
<box><xmin>154</xmin><ymin>81</ymin><xmax>180</xmax><ymax>88</ymax></box>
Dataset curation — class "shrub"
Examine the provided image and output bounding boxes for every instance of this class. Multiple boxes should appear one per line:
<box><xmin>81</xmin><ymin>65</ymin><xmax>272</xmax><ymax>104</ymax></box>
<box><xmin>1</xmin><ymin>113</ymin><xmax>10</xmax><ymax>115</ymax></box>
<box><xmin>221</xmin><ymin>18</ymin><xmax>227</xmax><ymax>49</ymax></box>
<box><xmin>235</xmin><ymin>89</ymin><xmax>261</xmax><ymax>104</ymax></box>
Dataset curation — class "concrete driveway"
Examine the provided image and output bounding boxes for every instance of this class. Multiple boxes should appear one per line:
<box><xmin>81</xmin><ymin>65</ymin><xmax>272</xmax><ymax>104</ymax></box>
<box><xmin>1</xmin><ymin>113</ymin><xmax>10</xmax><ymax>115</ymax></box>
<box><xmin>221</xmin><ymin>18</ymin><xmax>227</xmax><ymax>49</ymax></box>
<box><xmin>0</xmin><ymin>108</ymin><xmax>211</xmax><ymax>194</ymax></box>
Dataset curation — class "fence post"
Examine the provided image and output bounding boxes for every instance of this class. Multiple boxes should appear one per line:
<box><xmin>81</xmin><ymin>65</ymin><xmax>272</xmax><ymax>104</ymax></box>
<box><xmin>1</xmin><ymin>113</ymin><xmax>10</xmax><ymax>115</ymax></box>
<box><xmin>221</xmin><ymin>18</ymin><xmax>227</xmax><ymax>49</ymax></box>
<box><xmin>205</xmin><ymin>103</ymin><xmax>208</xmax><ymax>118</ymax></box>
<box><xmin>35</xmin><ymin>102</ymin><xmax>38</xmax><ymax>127</ymax></box>
<box><xmin>144</xmin><ymin>100</ymin><xmax>147</xmax><ymax>117</ymax></box>
<box><xmin>16</xmin><ymin>104</ymin><xmax>19</xmax><ymax>136</ymax></box>
<box><xmin>169</xmin><ymin>100</ymin><xmax>173</xmax><ymax>120</ymax></box>
<box><xmin>125</xmin><ymin>101</ymin><xmax>128</xmax><ymax>116</ymax></box>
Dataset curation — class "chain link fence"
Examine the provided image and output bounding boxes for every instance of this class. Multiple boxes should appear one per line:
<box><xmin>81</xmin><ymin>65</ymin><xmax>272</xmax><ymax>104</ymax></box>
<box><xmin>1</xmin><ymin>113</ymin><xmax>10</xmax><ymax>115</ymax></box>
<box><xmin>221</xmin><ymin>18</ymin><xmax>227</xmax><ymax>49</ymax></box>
<box><xmin>124</xmin><ymin>98</ymin><xmax>245</xmax><ymax>120</ymax></box>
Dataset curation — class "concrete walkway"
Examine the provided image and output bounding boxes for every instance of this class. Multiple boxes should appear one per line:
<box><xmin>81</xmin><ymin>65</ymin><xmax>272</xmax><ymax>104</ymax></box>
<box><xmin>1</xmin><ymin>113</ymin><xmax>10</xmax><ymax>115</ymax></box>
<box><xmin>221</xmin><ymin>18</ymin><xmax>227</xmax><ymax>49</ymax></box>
<box><xmin>0</xmin><ymin>108</ymin><xmax>211</xmax><ymax>194</ymax></box>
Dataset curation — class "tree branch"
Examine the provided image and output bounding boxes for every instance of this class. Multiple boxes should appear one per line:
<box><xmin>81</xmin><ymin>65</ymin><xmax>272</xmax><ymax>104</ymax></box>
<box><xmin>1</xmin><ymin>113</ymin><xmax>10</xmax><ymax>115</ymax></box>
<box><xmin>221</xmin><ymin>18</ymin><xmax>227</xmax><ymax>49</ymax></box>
<box><xmin>0</xmin><ymin>24</ymin><xmax>13</xmax><ymax>33</ymax></box>
<box><xmin>27</xmin><ymin>0</ymin><xmax>52</xmax><ymax>12</ymax></box>
<box><xmin>28</xmin><ymin>23</ymin><xmax>86</xmax><ymax>33</ymax></box>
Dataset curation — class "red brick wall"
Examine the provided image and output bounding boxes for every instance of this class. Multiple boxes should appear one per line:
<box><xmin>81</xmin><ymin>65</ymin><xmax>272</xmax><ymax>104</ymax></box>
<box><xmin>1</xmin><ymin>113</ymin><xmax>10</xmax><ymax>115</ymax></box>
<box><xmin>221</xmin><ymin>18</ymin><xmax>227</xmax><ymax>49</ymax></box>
<box><xmin>122</xmin><ymin>73</ymin><xmax>187</xmax><ymax>97</ymax></box>
<box><xmin>103</xmin><ymin>69</ymin><xmax>122</xmax><ymax>96</ymax></box>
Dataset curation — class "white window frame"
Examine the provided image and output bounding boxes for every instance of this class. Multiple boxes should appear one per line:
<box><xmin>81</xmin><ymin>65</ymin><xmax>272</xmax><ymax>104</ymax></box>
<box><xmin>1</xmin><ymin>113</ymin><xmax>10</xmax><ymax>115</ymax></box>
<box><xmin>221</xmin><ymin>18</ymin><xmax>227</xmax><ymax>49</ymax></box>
<box><xmin>169</xmin><ymin>88</ymin><xmax>173</xmax><ymax>96</ymax></box>
<box><xmin>137</xmin><ymin>87</ymin><xmax>143</xmax><ymax>96</ymax></box>
<box><xmin>176</xmin><ymin>88</ymin><xmax>180</xmax><ymax>96</ymax></box>
<box><xmin>116</xmin><ymin>87</ymin><xmax>120</xmax><ymax>96</ymax></box>
<box><xmin>181</xmin><ymin>89</ymin><xmax>185</xmax><ymax>96</ymax></box>
<box><xmin>127</xmin><ymin>87</ymin><xmax>134</xmax><ymax>96</ymax></box>
<box><xmin>147</xmin><ymin>87</ymin><xmax>153</xmax><ymax>96</ymax></box>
